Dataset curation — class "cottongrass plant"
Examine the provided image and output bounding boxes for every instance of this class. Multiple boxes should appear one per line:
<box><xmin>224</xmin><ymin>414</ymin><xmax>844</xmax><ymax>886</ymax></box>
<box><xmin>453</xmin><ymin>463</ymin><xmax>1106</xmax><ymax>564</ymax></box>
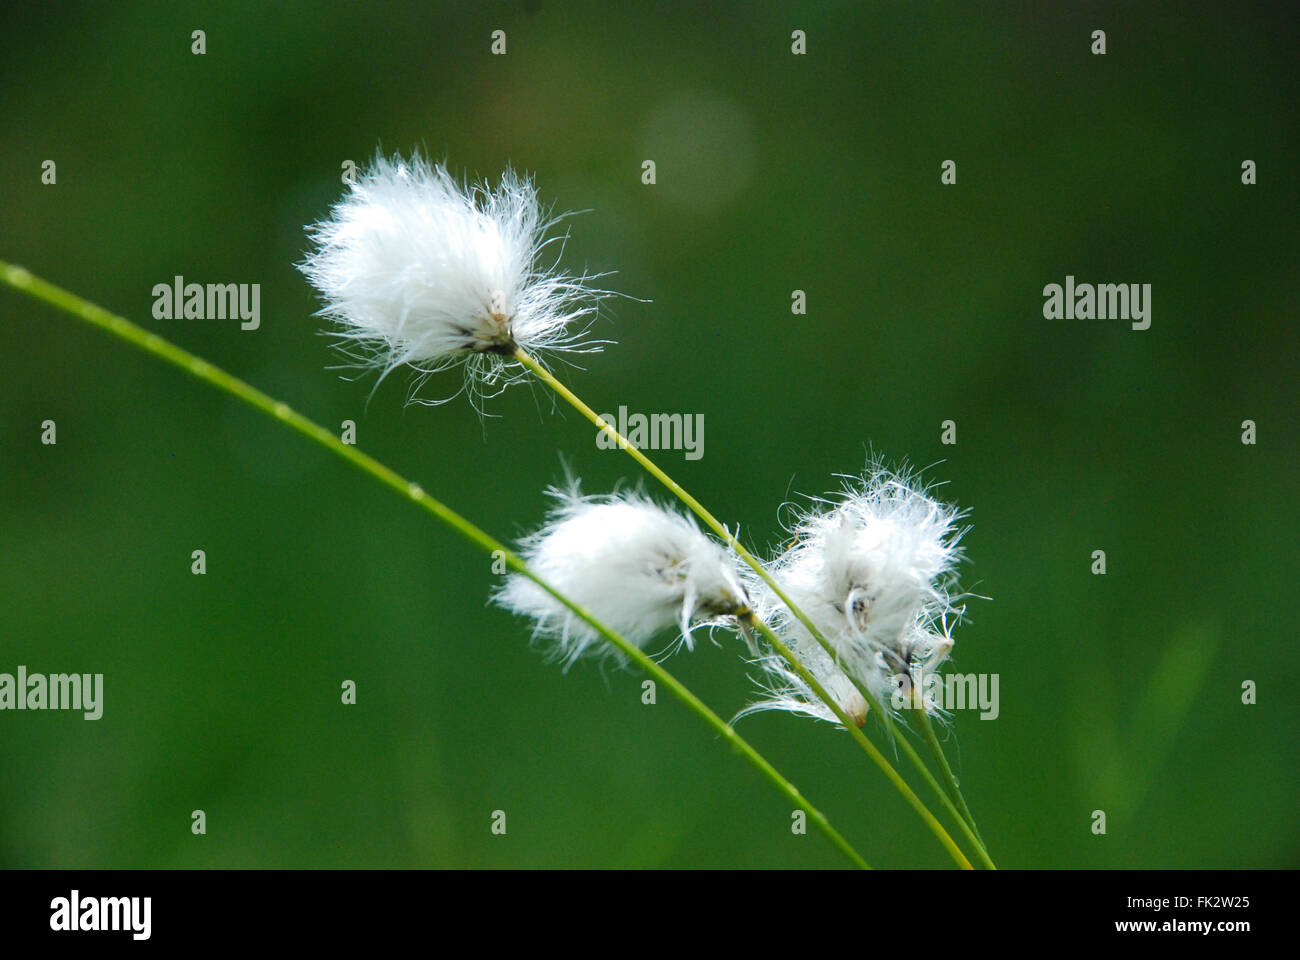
<box><xmin>2</xmin><ymin>151</ymin><xmax>995</xmax><ymax>868</ymax></box>
<box><xmin>298</xmin><ymin>152</ymin><xmax>994</xmax><ymax>868</ymax></box>
<box><xmin>0</xmin><ymin>261</ymin><xmax>868</xmax><ymax>870</ymax></box>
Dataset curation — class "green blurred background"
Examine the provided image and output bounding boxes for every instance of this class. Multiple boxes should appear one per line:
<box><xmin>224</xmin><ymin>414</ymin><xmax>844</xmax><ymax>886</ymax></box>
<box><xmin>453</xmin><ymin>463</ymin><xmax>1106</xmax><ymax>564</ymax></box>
<box><xmin>2</xmin><ymin>1</ymin><xmax>1297</xmax><ymax>869</ymax></box>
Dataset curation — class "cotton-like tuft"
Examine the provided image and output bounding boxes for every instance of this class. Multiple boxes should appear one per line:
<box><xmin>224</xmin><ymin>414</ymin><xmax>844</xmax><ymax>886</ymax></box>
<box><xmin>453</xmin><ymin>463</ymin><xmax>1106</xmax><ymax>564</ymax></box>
<box><xmin>298</xmin><ymin>153</ymin><xmax>611</xmax><ymax>405</ymax></box>
<box><xmin>495</xmin><ymin>484</ymin><xmax>749</xmax><ymax>669</ymax></box>
<box><xmin>736</xmin><ymin>630</ymin><xmax>872</xmax><ymax>728</ymax></box>
<box><xmin>740</xmin><ymin>463</ymin><xmax>971</xmax><ymax>726</ymax></box>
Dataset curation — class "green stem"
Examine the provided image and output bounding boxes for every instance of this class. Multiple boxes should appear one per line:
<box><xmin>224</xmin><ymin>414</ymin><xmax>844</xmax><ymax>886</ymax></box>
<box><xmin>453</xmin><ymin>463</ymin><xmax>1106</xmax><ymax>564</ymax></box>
<box><xmin>913</xmin><ymin>705</ymin><xmax>987</xmax><ymax>850</ymax></box>
<box><xmin>0</xmin><ymin>261</ymin><xmax>870</xmax><ymax>872</ymax></box>
<box><xmin>744</xmin><ymin>615</ymin><xmax>972</xmax><ymax>870</ymax></box>
<box><xmin>514</xmin><ymin>345</ymin><xmax>996</xmax><ymax>868</ymax></box>
<box><xmin>514</xmin><ymin>346</ymin><xmax>895</xmax><ymax>735</ymax></box>
<box><xmin>892</xmin><ymin>716</ymin><xmax>996</xmax><ymax>869</ymax></box>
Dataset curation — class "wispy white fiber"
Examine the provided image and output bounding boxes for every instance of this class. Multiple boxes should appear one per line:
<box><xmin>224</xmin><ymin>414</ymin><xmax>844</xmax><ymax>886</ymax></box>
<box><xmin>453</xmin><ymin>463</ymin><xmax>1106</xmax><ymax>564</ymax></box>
<box><xmin>299</xmin><ymin>152</ymin><xmax>613</xmax><ymax>406</ymax></box>
<box><xmin>495</xmin><ymin>483</ymin><xmax>748</xmax><ymax>669</ymax></box>
<box><xmin>740</xmin><ymin>463</ymin><xmax>971</xmax><ymax>726</ymax></box>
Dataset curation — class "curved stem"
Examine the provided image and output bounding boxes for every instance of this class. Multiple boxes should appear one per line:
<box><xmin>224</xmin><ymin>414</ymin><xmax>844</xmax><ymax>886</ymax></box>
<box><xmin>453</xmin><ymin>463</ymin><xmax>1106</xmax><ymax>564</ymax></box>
<box><xmin>0</xmin><ymin>261</ymin><xmax>870</xmax><ymax>872</ymax></box>
<box><xmin>744</xmin><ymin>615</ymin><xmax>972</xmax><ymax>870</ymax></box>
<box><xmin>514</xmin><ymin>346</ymin><xmax>996</xmax><ymax>868</ymax></box>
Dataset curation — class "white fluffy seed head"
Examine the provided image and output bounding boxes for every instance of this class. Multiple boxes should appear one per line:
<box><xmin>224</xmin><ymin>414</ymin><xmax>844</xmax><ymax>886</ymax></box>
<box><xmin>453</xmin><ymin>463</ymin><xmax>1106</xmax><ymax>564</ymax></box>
<box><xmin>773</xmin><ymin>463</ymin><xmax>966</xmax><ymax>672</ymax></box>
<box><xmin>735</xmin><ymin>630</ymin><xmax>872</xmax><ymax>728</ymax></box>
<box><xmin>495</xmin><ymin>484</ymin><xmax>749</xmax><ymax>669</ymax></box>
<box><xmin>298</xmin><ymin>152</ymin><xmax>613</xmax><ymax>407</ymax></box>
<box><xmin>740</xmin><ymin>463</ymin><xmax>972</xmax><ymax>726</ymax></box>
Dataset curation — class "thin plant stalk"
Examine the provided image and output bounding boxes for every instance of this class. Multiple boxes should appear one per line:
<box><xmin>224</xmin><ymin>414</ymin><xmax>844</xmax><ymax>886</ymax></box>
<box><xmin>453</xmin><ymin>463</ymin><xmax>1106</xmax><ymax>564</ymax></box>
<box><xmin>913</xmin><ymin>705</ymin><xmax>986</xmax><ymax>849</ymax></box>
<box><xmin>512</xmin><ymin>347</ymin><xmax>891</xmax><ymax>716</ymax></box>
<box><xmin>513</xmin><ymin>345</ymin><xmax>995</xmax><ymax>868</ymax></box>
<box><xmin>742</xmin><ymin>614</ymin><xmax>972</xmax><ymax>870</ymax></box>
<box><xmin>0</xmin><ymin>261</ymin><xmax>871</xmax><ymax>871</ymax></box>
<box><xmin>895</xmin><ymin>714</ymin><xmax>995</xmax><ymax>869</ymax></box>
